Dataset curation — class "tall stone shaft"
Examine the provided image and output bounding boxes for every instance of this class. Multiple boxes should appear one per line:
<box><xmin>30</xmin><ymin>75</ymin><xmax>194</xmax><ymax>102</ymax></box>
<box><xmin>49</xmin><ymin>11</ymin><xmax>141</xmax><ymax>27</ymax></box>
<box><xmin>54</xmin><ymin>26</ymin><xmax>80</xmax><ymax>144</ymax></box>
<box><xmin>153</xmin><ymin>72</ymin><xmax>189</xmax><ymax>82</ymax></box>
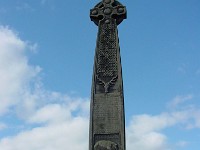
<box><xmin>89</xmin><ymin>0</ymin><xmax>127</xmax><ymax>150</ymax></box>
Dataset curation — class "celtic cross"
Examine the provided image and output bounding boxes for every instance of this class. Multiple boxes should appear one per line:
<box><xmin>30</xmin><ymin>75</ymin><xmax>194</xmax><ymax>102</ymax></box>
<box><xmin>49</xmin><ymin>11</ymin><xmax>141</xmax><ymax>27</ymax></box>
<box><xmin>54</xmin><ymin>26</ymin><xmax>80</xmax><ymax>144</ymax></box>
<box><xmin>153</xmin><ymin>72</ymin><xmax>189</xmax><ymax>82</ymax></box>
<box><xmin>90</xmin><ymin>0</ymin><xmax>127</xmax><ymax>26</ymax></box>
<box><xmin>89</xmin><ymin>1</ymin><xmax>127</xmax><ymax>150</ymax></box>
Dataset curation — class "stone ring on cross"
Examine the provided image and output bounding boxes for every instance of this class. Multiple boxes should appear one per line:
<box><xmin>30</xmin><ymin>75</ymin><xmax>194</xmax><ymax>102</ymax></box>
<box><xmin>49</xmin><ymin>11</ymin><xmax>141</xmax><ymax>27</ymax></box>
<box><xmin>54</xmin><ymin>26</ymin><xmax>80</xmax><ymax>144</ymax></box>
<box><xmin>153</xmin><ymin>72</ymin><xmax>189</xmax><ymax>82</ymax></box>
<box><xmin>90</xmin><ymin>0</ymin><xmax>127</xmax><ymax>26</ymax></box>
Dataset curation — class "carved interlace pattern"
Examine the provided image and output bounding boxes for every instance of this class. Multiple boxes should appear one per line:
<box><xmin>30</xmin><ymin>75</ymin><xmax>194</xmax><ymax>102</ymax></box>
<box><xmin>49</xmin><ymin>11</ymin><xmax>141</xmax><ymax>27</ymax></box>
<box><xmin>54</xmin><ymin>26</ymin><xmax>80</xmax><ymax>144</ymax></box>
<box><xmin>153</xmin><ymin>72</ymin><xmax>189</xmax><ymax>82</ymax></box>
<box><xmin>96</xmin><ymin>20</ymin><xmax>118</xmax><ymax>93</ymax></box>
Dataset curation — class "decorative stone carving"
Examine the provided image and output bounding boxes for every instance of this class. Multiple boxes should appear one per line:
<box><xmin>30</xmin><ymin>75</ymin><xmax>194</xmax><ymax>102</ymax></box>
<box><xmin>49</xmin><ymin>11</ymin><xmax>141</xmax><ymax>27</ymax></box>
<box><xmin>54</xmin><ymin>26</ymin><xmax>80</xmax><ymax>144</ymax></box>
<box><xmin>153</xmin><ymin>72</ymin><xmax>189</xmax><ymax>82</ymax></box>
<box><xmin>90</xmin><ymin>0</ymin><xmax>127</xmax><ymax>26</ymax></box>
<box><xmin>96</xmin><ymin>19</ymin><xmax>118</xmax><ymax>93</ymax></box>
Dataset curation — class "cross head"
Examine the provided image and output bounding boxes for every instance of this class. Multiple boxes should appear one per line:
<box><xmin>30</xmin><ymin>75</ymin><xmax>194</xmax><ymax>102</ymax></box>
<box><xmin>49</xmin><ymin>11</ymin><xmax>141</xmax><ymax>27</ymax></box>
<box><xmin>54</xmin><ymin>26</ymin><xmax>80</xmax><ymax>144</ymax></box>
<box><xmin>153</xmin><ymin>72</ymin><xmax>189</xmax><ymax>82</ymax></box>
<box><xmin>90</xmin><ymin>0</ymin><xmax>127</xmax><ymax>26</ymax></box>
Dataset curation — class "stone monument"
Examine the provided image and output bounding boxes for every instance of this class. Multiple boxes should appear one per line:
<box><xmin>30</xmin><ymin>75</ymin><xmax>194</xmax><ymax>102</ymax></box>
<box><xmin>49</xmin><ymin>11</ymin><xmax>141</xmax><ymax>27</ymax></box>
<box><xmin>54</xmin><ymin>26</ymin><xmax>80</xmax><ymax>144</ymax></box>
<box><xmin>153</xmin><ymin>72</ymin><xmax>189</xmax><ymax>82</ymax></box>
<box><xmin>89</xmin><ymin>0</ymin><xmax>127</xmax><ymax>150</ymax></box>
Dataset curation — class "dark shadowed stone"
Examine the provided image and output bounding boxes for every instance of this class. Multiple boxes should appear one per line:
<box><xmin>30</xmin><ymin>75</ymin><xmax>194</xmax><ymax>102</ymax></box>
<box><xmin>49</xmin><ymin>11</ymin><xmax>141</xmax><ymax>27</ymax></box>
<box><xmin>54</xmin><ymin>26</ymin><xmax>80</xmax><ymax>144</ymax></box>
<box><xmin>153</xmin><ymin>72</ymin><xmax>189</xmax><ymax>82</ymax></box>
<box><xmin>92</xmin><ymin>10</ymin><xmax>98</xmax><ymax>15</ymax></box>
<box><xmin>117</xmin><ymin>7</ymin><xmax>124</xmax><ymax>13</ymax></box>
<box><xmin>105</xmin><ymin>19</ymin><xmax>110</xmax><ymax>24</ymax></box>
<box><xmin>104</xmin><ymin>8</ymin><xmax>112</xmax><ymax>15</ymax></box>
<box><xmin>104</xmin><ymin>0</ymin><xmax>111</xmax><ymax>4</ymax></box>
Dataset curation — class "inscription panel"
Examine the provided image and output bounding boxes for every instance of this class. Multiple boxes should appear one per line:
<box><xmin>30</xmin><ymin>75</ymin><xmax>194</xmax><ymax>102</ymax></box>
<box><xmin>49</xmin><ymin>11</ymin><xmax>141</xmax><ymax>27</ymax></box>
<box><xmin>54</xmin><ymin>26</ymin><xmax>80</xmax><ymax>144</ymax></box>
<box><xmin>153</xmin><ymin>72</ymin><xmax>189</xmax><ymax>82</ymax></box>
<box><xmin>93</xmin><ymin>93</ymin><xmax>122</xmax><ymax>134</ymax></box>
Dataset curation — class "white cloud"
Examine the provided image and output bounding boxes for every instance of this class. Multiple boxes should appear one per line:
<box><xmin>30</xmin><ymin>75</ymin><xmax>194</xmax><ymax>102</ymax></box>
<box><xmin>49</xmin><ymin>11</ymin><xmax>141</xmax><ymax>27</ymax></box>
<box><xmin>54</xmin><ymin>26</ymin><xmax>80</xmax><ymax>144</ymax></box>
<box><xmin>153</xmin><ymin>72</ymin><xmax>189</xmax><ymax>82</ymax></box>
<box><xmin>0</xmin><ymin>26</ymin><xmax>41</xmax><ymax>115</ymax></box>
<box><xmin>127</xmin><ymin>109</ymin><xmax>198</xmax><ymax>134</ymax></box>
<box><xmin>28</xmin><ymin>98</ymin><xmax>89</xmax><ymax>125</ymax></box>
<box><xmin>0</xmin><ymin>118</ymin><xmax>89</xmax><ymax>150</ymax></box>
<box><xmin>127</xmin><ymin>131</ymin><xmax>168</xmax><ymax>150</ymax></box>
<box><xmin>0</xmin><ymin>25</ymin><xmax>89</xmax><ymax>150</ymax></box>
<box><xmin>126</xmin><ymin>114</ymin><xmax>170</xmax><ymax>150</ymax></box>
<box><xmin>0</xmin><ymin>88</ymin><xmax>89</xmax><ymax>150</ymax></box>
<box><xmin>126</xmin><ymin>102</ymin><xmax>200</xmax><ymax>150</ymax></box>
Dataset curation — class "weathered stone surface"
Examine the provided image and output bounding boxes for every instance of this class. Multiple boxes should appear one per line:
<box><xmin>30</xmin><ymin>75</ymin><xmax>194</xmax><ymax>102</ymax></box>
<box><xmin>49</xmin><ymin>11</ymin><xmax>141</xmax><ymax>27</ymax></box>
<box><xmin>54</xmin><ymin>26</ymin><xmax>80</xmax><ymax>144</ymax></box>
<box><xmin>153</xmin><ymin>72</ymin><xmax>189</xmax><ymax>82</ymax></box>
<box><xmin>89</xmin><ymin>1</ymin><xmax>127</xmax><ymax>150</ymax></box>
<box><xmin>94</xmin><ymin>140</ymin><xmax>118</xmax><ymax>150</ymax></box>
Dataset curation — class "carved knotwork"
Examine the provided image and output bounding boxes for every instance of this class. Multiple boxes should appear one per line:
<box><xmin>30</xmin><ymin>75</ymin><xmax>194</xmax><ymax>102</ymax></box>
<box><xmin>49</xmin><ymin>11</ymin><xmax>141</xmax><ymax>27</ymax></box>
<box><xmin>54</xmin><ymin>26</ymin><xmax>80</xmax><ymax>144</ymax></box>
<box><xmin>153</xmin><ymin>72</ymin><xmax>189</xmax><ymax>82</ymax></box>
<box><xmin>96</xmin><ymin>19</ymin><xmax>118</xmax><ymax>93</ymax></box>
<box><xmin>97</xmin><ymin>75</ymin><xmax>118</xmax><ymax>93</ymax></box>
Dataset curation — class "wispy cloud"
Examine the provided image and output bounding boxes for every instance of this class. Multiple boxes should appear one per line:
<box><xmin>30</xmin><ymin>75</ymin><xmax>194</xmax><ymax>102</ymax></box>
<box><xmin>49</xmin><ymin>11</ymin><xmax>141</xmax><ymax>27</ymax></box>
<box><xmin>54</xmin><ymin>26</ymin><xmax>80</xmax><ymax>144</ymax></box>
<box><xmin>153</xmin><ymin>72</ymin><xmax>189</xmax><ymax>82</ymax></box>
<box><xmin>167</xmin><ymin>94</ymin><xmax>193</xmax><ymax>109</ymax></box>
<box><xmin>176</xmin><ymin>141</ymin><xmax>189</xmax><ymax>147</ymax></box>
<box><xmin>41</xmin><ymin>0</ymin><xmax>47</xmax><ymax>5</ymax></box>
<box><xmin>177</xmin><ymin>63</ymin><xmax>188</xmax><ymax>74</ymax></box>
<box><xmin>126</xmin><ymin>109</ymin><xmax>200</xmax><ymax>150</ymax></box>
<box><xmin>40</xmin><ymin>0</ymin><xmax>55</xmax><ymax>10</ymax></box>
<box><xmin>16</xmin><ymin>3</ymin><xmax>35</xmax><ymax>12</ymax></box>
<box><xmin>126</xmin><ymin>95</ymin><xmax>200</xmax><ymax>150</ymax></box>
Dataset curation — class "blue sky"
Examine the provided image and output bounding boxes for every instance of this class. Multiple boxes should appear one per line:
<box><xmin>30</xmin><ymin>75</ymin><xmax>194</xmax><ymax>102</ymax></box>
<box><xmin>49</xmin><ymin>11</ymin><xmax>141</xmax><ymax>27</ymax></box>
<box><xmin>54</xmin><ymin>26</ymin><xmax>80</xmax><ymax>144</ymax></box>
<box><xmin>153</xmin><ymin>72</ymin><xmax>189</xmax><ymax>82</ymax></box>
<box><xmin>0</xmin><ymin>0</ymin><xmax>200</xmax><ymax>150</ymax></box>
